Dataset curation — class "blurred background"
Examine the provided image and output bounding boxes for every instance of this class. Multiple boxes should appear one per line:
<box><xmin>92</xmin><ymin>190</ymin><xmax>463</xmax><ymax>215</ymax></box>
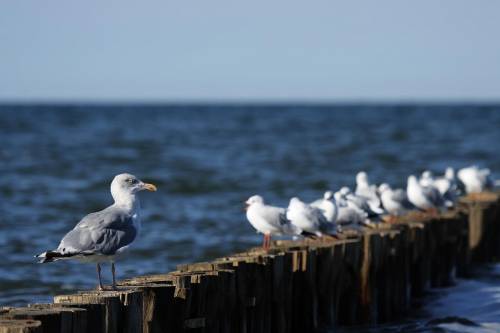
<box><xmin>1</xmin><ymin>1</ymin><xmax>500</xmax><ymax>332</ymax></box>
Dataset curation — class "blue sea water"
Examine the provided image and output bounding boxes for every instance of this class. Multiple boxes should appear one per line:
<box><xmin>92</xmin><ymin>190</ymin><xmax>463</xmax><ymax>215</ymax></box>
<box><xmin>0</xmin><ymin>104</ymin><xmax>499</xmax><ymax>331</ymax></box>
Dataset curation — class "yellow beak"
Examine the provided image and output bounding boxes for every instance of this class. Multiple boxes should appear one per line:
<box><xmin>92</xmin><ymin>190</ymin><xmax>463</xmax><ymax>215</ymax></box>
<box><xmin>142</xmin><ymin>183</ymin><xmax>157</xmax><ymax>192</ymax></box>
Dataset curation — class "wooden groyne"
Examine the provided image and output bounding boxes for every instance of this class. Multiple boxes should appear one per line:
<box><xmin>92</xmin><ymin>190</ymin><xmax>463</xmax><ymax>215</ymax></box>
<box><xmin>1</xmin><ymin>192</ymin><xmax>499</xmax><ymax>333</ymax></box>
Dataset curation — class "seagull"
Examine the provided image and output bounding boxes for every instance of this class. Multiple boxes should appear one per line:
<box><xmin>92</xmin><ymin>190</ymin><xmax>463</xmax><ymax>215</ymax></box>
<box><xmin>434</xmin><ymin>168</ymin><xmax>456</xmax><ymax>194</ymax></box>
<box><xmin>36</xmin><ymin>173</ymin><xmax>157</xmax><ymax>290</ymax></box>
<box><xmin>433</xmin><ymin>167</ymin><xmax>460</xmax><ymax>207</ymax></box>
<box><xmin>340</xmin><ymin>186</ymin><xmax>385</xmax><ymax>216</ymax></box>
<box><xmin>458</xmin><ymin>166</ymin><xmax>494</xmax><ymax>194</ymax></box>
<box><xmin>245</xmin><ymin>195</ymin><xmax>299</xmax><ymax>249</ymax></box>
<box><xmin>379</xmin><ymin>183</ymin><xmax>415</xmax><ymax>217</ymax></box>
<box><xmin>310</xmin><ymin>191</ymin><xmax>338</xmax><ymax>223</ymax></box>
<box><xmin>287</xmin><ymin>197</ymin><xmax>338</xmax><ymax>238</ymax></box>
<box><xmin>419</xmin><ymin>170</ymin><xmax>435</xmax><ymax>188</ymax></box>
<box><xmin>355</xmin><ymin>171</ymin><xmax>383</xmax><ymax>212</ymax></box>
<box><xmin>334</xmin><ymin>191</ymin><xmax>370</xmax><ymax>226</ymax></box>
<box><xmin>407</xmin><ymin>175</ymin><xmax>443</xmax><ymax>211</ymax></box>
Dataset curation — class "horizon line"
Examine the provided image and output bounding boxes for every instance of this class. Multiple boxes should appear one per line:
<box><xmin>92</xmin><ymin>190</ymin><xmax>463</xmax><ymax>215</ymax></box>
<box><xmin>1</xmin><ymin>97</ymin><xmax>500</xmax><ymax>107</ymax></box>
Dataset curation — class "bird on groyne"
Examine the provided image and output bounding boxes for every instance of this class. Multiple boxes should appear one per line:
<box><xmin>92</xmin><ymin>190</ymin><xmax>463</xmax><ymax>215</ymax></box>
<box><xmin>419</xmin><ymin>170</ymin><xmax>435</xmax><ymax>188</ymax></box>
<box><xmin>334</xmin><ymin>191</ymin><xmax>370</xmax><ymax>227</ymax></box>
<box><xmin>245</xmin><ymin>195</ymin><xmax>299</xmax><ymax>249</ymax></box>
<box><xmin>433</xmin><ymin>167</ymin><xmax>460</xmax><ymax>207</ymax></box>
<box><xmin>35</xmin><ymin>173</ymin><xmax>157</xmax><ymax>290</ymax></box>
<box><xmin>354</xmin><ymin>171</ymin><xmax>384</xmax><ymax>213</ymax></box>
<box><xmin>340</xmin><ymin>186</ymin><xmax>385</xmax><ymax>217</ymax></box>
<box><xmin>458</xmin><ymin>166</ymin><xmax>494</xmax><ymax>194</ymax></box>
<box><xmin>378</xmin><ymin>183</ymin><xmax>415</xmax><ymax>220</ymax></box>
<box><xmin>310</xmin><ymin>191</ymin><xmax>338</xmax><ymax>224</ymax></box>
<box><xmin>287</xmin><ymin>197</ymin><xmax>339</xmax><ymax>238</ymax></box>
<box><xmin>407</xmin><ymin>175</ymin><xmax>443</xmax><ymax>212</ymax></box>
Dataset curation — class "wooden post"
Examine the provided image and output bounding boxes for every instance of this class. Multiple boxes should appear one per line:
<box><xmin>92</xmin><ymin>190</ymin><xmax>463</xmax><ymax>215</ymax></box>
<box><xmin>54</xmin><ymin>289</ymin><xmax>143</xmax><ymax>333</ymax></box>
<box><xmin>0</xmin><ymin>319</ymin><xmax>42</xmax><ymax>333</ymax></box>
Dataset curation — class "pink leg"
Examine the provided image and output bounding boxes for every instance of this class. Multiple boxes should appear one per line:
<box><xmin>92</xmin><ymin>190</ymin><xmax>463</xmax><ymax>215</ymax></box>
<box><xmin>263</xmin><ymin>234</ymin><xmax>271</xmax><ymax>250</ymax></box>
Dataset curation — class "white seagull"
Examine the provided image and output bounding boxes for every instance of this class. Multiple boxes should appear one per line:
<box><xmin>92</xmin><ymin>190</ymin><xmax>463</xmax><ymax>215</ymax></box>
<box><xmin>341</xmin><ymin>186</ymin><xmax>385</xmax><ymax>216</ymax></box>
<box><xmin>379</xmin><ymin>183</ymin><xmax>415</xmax><ymax>217</ymax></box>
<box><xmin>36</xmin><ymin>173</ymin><xmax>157</xmax><ymax>290</ymax></box>
<box><xmin>287</xmin><ymin>197</ymin><xmax>338</xmax><ymax>238</ymax></box>
<box><xmin>433</xmin><ymin>167</ymin><xmax>460</xmax><ymax>207</ymax></box>
<box><xmin>355</xmin><ymin>171</ymin><xmax>383</xmax><ymax>212</ymax></box>
<box><xmin>334</xmin><ymin>191</ymin><xmax>369</xmax><ymax>226</ymax></box>
<box><xmin>407</xmin><ymin>175</ymin><xmax>443</xmax><ymax>211</ymax></box>
<box><xmin>419</xmin><ymin>170</ymin><xmax>435</xmax><ymax>188</ymax></box>
<box><xmin>245</xmin><ymin>195</ymin><xmax>299</xmax><ymax>249</ymax></box>
<box><xmin>457</xmin><ymin>166</ymin><xmax>494</xmax><ymax>194</ymax></box>
<box><xmin>310</xmin><ymin>191</ymin><xmax>338</xmax><ymax>223</ymax></box>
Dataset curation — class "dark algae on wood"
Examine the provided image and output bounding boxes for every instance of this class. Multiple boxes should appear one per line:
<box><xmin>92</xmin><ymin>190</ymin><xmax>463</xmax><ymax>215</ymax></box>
<box><xmin>1</xmin><ymin>192</ymin><xmax>499</xmax><ymax>332</ymax></box>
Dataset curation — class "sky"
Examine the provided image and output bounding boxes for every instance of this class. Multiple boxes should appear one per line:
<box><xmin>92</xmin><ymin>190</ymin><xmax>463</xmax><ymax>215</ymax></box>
<box><xmin>1</xmin><ymin>1</ymin><xmax>500</xmax><ymax>102</ymax></box>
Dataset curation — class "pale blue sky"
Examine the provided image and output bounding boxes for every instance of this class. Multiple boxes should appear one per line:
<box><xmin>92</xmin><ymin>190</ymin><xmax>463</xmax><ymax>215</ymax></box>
<box><xmin>1</xmin><ymin>1</ymin><xmax>500</xmax><ymax>102</ymax></box>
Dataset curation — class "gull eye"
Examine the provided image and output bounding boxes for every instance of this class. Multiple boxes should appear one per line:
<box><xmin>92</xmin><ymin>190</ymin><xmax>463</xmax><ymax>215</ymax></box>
<box><xmin>127</xmin><ymin>178</ymin><xmax>135</xmax><ymax>184</ymax></box>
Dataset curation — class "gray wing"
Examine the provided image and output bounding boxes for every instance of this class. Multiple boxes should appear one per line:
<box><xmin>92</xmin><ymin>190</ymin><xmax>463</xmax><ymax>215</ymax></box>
<box><xmin>424</xmin><ymin>186</ymin><xmax>444</xmax><ymax>207</ymax></box>
<box><xmin>260</xmin><ymin>205</ymin><xmax>286</xmax><ymax>226</ymax></box>
<box><xmin>307</xmin><ymin>206</ymin><xmax>335</xmax><ymax>233</ymax></box>
<box><xmin>58</xmin><ymin>206</ymin><xmax>137</xmax><ymax>256</ymax></box>
<box><xmin>261</xmin><ymin>205</ymin><xmax>299</xmax><ymax>235</ymax></box>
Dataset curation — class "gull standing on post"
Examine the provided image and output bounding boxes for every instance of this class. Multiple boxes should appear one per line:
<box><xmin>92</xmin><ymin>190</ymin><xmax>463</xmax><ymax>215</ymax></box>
<box><xmin>287</xmin><ymin>197</ymin><xmax>338</xmax><ymax>238</ymax></box>
<box><xmin>378</xmin><ymin>183</ymin><xmax>415</xmax><ymax>218</ymax></box>
<box><xmin>407</xmin><ymin>175</ymin><xmax>443</xmax><ymax>211</ymax></box>
<box><xmin>458</xmin><ymin>166</ymin><xmax>494</xmax><ymax>194</ymax></box>
<box><xmin>433</xmin><ymin>167</ymin><xmax>460</xmax><ymax>207</ymax></box>
<box><xmin>355</xmin><ymin>171</ymin><xmax>383</xmax><ymax>213</ymax></box>
<box><xmin>334</xmin><ymin>191</ymin><xmax>370</xmax><ymax>226</ymax></box>
<box><xmin>36</xmin><ymin>173</ymin><xmax>157</xmax><ymax>290</ymax></box>
<box><xmin>340</xmin><ymin>186</ymin><xmax>385</xmax><ymax>217</ymax></box>
<box><xmin>419</xmin><ymin>170</ymin><xmax>435</xmax><ymax>188</ymax></box>
<box><xmin>310</xmin><ymin>191</ymin><xmax>338</xmax><ymax>224</ymax></box>
<box><xmin>245</xmin><ymin>195</ymin><xmax>299</xmax><ymax>249</ymax></box>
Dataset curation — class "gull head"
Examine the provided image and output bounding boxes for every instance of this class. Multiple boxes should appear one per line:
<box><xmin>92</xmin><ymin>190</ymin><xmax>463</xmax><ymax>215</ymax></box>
<box><xmin>378</xmin><ymin>183</ymin><xmax>391</xmax><ymax>193</ymax></box>
<box><xmin>421</xmin><ymin>170</ymin><xmax>433</xmax><ymax>179</ymax></box>
<box><xmin>288</xmin><ymin>197</ymin><xmax>303</xmax><ymax>209</ymax></box>
<box><xmin>111</xmin><ymin>173</ymin><xmax>157</xmax><ymax>202</ymax></box>
<box><xmin>245</xmin><ymin>195</ymin><xmax>264</xmax><ymax>210</ymax></box>
<box><xmin>323</xmin><ymin>191</ymin><xmax>334</xmax><ymax>200</ymax></box>
<box><xmin>356</xmin><ymin>171</ymin><xmax>368</xmax><ymax>185</ymax></box>
<box><xmin>339</xmin><ymin>187</ymin><xmax>351</xmax><ymax>196</ymax></box>
<box><xmin>445</xmin><ymin>167</ymin><xmax>455</xmax><ymax>179</ymax></box>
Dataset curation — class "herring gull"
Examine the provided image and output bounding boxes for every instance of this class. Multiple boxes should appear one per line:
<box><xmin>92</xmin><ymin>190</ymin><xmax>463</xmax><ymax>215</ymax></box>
<box><xmin>36</xmin><ymin>173</ymin><xmax>157</xmax><ymax>290</ymax></box>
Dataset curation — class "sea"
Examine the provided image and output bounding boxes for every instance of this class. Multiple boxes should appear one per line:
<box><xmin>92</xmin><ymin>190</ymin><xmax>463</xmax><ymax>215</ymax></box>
<box><xmin>0</xmin><ymin>104</ymin><xmax>499</xmax><ymax>332</ymax></box>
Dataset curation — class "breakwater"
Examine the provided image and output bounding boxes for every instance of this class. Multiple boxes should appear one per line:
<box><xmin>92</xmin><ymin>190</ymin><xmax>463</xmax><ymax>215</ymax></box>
<box><xmin>0</xmin><ymin>192</ymin><xmax>499</xmax><ymax>333</ymax></box>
